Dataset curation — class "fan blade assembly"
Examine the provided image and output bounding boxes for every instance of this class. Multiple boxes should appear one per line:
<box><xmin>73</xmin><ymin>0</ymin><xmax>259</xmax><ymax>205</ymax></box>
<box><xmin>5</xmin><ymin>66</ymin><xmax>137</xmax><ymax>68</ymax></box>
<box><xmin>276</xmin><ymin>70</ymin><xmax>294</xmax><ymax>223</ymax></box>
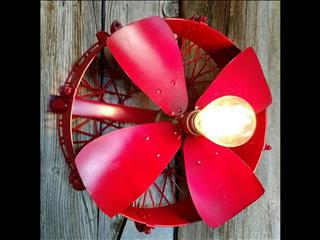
<box><xmin>75</xmin><ymin>122</ymin><xmax>182</xmax><ymax>217</ymax></box>
<box><xmin>72</xmin><ymin>98</ymin><xmax>158</xmax><ymax>124</ymax></box>
<box><xmin>183</xmin><ymin>136</ymin><xmax>265</xmax><ymax>227</ymax></box>
<box><xmin>49</xmin><ymin>14</ymin><xmax>274</xmax><ymax>230</ymax></box>
<box><xmin>196</xmin><ymin>47</ymin><xmax>272</xmax><ymax>113</ymax></box>
<box><xmin>230</xmin><ymin>110</ymin><xmax>268</xmax><ymax>170</ymax></box>
<box><xmin>107</xmin><ymin>16</ymin><xmax>188</xmax><ymax>116</ymax></box>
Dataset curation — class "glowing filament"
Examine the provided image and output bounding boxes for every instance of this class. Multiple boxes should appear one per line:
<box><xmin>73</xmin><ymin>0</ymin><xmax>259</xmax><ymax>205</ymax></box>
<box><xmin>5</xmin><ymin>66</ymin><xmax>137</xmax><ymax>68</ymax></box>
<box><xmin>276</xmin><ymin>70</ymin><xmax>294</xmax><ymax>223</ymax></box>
<box><xmin>194</xmin><ymin>96</ymin><xmax>256</xmax><ymax>147</ymax></box>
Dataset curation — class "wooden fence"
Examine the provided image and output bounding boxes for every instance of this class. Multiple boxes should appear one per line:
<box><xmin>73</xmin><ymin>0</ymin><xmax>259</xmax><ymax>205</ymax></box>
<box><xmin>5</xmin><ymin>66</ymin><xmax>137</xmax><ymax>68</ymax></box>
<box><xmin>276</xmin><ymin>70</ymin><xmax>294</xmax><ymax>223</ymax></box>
<box><xmin>41</xmin><ymin>1</ymin><xmax>280</xmax><ymax>239</ymax></box>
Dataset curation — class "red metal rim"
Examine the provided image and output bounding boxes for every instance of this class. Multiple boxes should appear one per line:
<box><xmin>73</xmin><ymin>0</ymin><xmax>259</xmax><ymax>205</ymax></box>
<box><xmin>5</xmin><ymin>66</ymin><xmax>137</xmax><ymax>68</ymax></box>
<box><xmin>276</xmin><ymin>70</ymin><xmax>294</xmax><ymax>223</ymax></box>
<box><xmin>55</xmin><ymin>17</ymin><xmax>268</xmax><ymax>227</ymax></box>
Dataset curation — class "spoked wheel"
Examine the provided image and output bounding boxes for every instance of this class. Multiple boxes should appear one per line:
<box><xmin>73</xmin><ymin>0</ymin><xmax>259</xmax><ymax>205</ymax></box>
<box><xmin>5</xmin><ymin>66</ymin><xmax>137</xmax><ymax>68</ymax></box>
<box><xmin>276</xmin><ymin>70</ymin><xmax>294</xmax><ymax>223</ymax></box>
<box><xmin>50</xmin><ymin>17</ymin><xmax>244</xmax><ymax>231</ymax></box>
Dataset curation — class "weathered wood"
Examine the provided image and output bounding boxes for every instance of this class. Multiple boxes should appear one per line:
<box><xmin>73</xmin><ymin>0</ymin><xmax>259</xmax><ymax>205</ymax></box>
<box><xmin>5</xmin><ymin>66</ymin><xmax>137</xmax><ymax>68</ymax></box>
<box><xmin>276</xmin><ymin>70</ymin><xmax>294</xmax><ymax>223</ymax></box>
<box><xmin>41</xmin><ymin>1</ymin><xmax>124</xmax><ymax>239</ymax></box>
<box><xmin>41</xmin><ymin>1</ymin><xmax>279</xmax><ymax>239</ymax></box>
<box><xmin>177</xmin><ymin>1</ymin><xmax>280</xmax><ymax>239</ymax></box>
<box><xmin>121</xmin><ymin>221</ymin><xmax>173</xmax><ymax>240</ymax></box>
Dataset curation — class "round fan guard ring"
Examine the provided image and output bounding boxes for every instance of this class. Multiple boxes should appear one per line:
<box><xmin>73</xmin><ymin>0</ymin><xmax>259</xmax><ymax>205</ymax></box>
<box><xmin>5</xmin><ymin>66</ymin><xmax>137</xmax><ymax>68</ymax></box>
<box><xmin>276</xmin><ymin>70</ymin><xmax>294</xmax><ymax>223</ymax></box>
<box><xmin>49</xmin><ymin>16</ymin><xmax>268</xmax><ymax>230</ymax></box>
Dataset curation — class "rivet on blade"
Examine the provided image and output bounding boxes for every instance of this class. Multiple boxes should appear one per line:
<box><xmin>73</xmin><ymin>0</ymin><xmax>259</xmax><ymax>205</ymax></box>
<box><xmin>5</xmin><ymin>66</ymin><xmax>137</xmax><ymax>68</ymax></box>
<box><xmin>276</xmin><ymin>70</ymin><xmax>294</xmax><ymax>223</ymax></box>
<box><xmin>196</xmin><ymin>160</ymin><xmax>201</xmax><ymax>165</ymax></box>
<box><xmin>177</xmin><ymin>108</ymin><xmax>182</xmax><ymax>113</ymax></box>
<box><xmin>215</xmin><ymin>152</ymin><xmax>218</xmax><ymax>155</ymax></box>
<box><xmin>170</xmin><ymin>80</ymin><xmax>175</xmax><ymax>86</ymax></box>
<box><xmin>144</xmin><ymin>136</ymin><xmax>150</xmax><ymax>141</ymax></box>
<box><xmin>156</xmin><ymin>153</ymin><xmax>161</xmax><ymax>158</ymax></box>
<box><xmin>156</xmin><ymin>89</ymin><xmax>162</xmax><ymax>94</ymax></box>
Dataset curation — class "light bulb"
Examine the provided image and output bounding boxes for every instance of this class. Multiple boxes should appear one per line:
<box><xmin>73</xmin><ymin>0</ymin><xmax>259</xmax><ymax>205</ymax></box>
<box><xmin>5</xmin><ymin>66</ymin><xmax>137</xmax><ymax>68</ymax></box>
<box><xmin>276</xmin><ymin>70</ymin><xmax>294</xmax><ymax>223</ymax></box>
<box><xmin>194</xmin><ymin>96</ymin><xmax>256</xmax><ymax>147</ymax></box>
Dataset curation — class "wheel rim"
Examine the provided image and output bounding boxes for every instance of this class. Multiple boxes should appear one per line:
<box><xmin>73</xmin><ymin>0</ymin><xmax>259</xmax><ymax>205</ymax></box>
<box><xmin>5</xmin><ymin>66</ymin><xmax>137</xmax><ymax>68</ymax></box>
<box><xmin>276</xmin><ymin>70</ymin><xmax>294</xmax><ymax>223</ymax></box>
<box><xmin>56</xmin><ymin>18</ymin><xmax>264</xmax><ymax>227</ymax></box>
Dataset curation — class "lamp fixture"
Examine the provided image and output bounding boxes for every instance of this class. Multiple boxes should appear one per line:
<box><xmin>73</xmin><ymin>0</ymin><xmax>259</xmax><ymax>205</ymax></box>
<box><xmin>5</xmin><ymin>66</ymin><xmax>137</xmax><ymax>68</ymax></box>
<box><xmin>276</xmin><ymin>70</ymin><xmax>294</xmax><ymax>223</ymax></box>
<box><xmin>49</xmin><ymin>15</ymin><xmax>272</xmax><ymax>234</ymax></box>
<box><xmin>180</xmin><ymin>95</ymin><xmax>257</xmax><ymax>147</ymax></box>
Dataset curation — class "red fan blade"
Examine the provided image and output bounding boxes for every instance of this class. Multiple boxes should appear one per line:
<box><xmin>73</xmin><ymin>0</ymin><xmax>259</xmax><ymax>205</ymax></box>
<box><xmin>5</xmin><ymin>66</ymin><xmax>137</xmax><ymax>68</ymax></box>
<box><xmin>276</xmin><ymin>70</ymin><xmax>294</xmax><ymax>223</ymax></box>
<box><xmin>230</xmin><ymin>110</ymin><xmax>267</xmax><ymax>170</ymax></box>
<box><xmin>107</xmin><ymin>16</ymin><xmax>188</xmax><ymax>116</ymax></box>
<box><xmin>121</xmin><ymin>196</ymin><xmax>201</xmax><ymax>226</ymax></box>
<box><xmin>72</xmin><ymin>98</ymin><xmax>158</xmax><ymax>124</ymax></box>
<box><xmin>196</xmin><ymin>47</ymin><xmax>272</xmax><ymax>113</ymax></box>
<box><xmin>75</xmin><ymin>122</ymin><xmax>182</xmax><ymax>217</ymax></box>
<box><xmin>183</xmin><ymin>136</ymin><xmax>264</xmax><ymax>227</ymax></box>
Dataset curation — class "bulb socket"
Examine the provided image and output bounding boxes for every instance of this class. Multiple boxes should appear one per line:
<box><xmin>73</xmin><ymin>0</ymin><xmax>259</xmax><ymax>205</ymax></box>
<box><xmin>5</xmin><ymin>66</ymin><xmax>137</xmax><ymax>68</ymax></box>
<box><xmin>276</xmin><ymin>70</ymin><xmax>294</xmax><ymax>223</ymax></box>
<box><xmin>178</xmin><ymin>110</ymin><xmax>200</xmax><ymax>136</ymax></box>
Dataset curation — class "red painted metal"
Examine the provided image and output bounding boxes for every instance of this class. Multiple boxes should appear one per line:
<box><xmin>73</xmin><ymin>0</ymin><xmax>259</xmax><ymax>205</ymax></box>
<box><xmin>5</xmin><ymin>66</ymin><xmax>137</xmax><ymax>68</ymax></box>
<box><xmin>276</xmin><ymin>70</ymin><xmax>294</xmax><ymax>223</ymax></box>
<box><xmin>196</xmin><ymin>47</ymin><xmax>272</xmax><ymax>114</ymax></box>
<box><xmin>264</xmin><ymin>143</ymin><xmax>272</xmax><ymax>151</ymax></box>
<box><xmin>176</xmin><ymin>110</ymin><xmax>200</xmax><ymax>136</ymax></box>
<box><xmin>110</xmin><ymin>20</ymin><xmax>123</xmax><ymax>34</ymax></box>
<box><xmin>107</xmin><ymin>16</ymin><xmax>188</xmax><ymax>116</ymax></box>
<box><xmin>49</xmin><ymin>16</ymin><xmax>272</xmax><ymax>231</ymax></box>
<box><xmin>165</xmin><ymin>18</ymin><xmax>241</xmax><ymax>68</ymax></box>
<box><xmin>72</xmin><ymin>98</ymin><xmax>158</xmax><ymax>124</ymax></box>
<box><xmin>230</xmin><ymin>110</ymin><xmax>267</xmax><ymax>171</ymax></box>
<box><xmin>54</xmin><ymin>39</ymin><xmax>106</xmax><ymax>190</ymax></box>
<box><xmin>49</xmin><ymin>29</ymin><xmax>140</xmax><ymax>190</ymax></box>
<box><xmin>183</xmin><ymin>136</ymin><xmax>265</xmax><ymax>227</ymax></box>
<box><xmin>75</xmin><ymin>122</ymin><xmax>182</xmax><ymax>217</ymax></box>
<box><xmin>135</xmin><ymin>222</ymin><xmax>153</xmax><ymax>234</ymax></box>
<box><xmin>121</xmin><ymin>196</ymin><xmax>200</xmax><ymax>227</ymax></box>
<box><xmin>49</xmin><ymin>95</ymin><xmax>68</xmax><ymax>113</ymax></box>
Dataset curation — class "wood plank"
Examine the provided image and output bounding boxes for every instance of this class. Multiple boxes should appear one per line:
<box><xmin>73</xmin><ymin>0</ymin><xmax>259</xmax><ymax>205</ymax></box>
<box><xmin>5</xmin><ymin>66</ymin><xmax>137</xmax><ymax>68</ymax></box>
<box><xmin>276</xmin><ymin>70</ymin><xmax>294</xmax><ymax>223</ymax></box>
<box><xmin>121</xmin><ymin>220</ymin><xmax>173</xmax><ymax>240</ymax></box>
<box><xmin>101</xmin><ymin>1</ymin><xmax>179</xmax><ymax>239</ymax></box>
<box><xmin>41</xmin><ymin>1</ymin><xmax>124</xmax><ymax>239</ymax></box>
<box><xmin>42</xmin><ymin>1</ymin><xmax>280</xmax><ymax>239</ymax></box>
<box><xmin>177</xmin><ymin>1</ymin><xmax>280</xmax><ymax>239</ymax></box>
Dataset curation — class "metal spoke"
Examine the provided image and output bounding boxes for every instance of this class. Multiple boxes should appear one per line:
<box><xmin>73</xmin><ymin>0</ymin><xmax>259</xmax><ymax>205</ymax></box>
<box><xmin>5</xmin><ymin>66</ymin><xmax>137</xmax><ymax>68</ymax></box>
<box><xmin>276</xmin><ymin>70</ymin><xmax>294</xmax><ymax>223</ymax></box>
<box><xmin>168</xmin><ymin>175</ymin><xmax>184</xmax><ymax>194</ymax></box>
<box><xmin>81</xmin><ymin>78</ymin><xmax>97</xmax><ymax>91</ymax></box>
<box><xmin>73</xmin><ymin>139</ymin><xmax>90</xmax><ymax>144</ymax></box>
<box><xmin>72</xmin><ymin>118</ymin><xmax>91</xmax><ymax>131</ymax></box>
<box><xmin>172</xmin><ymin>172</ymin><xmax>186</xmax><ymax>182</ymax></box>
<box><xmin>91</xmin><ymin>71</ymin><xmax>101</xmax><ymax>88</ymax></box>
<box><xmin>72</xmin><ymin>129</ymin><xmax>95</xmax><ymax>137</ymax></box>
<box><xmin>152</xmin><ymin>182</ymin><xmax>171</xmax><ymax>205</ymax></box>
<box><xmin>77</xmin><ymin>91</ymin><xmax>103</xmax><ymax>99</ymax></box>
<box><xmin>148</xmin><ymin>189</ymin><xmax>155</xmax><ymax>208</ymax></box>
<box><xmin>158</xmin><ymin>175</ymin><xmax>168</xmax><ymax>207</ymax></box>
